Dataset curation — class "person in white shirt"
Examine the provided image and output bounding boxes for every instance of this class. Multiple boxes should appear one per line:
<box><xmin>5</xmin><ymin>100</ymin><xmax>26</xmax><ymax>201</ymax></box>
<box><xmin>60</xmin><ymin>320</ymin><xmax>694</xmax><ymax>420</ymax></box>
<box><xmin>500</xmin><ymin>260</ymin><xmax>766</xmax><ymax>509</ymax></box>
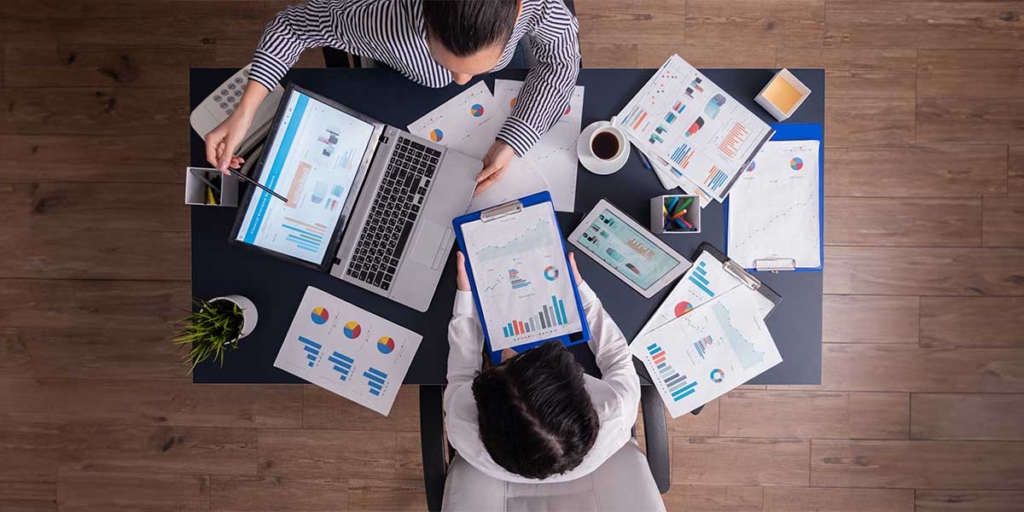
<box><xmin>444</xmin><ymin>251</ymin><xmax>641</xmax><ymax>482</ymax></box>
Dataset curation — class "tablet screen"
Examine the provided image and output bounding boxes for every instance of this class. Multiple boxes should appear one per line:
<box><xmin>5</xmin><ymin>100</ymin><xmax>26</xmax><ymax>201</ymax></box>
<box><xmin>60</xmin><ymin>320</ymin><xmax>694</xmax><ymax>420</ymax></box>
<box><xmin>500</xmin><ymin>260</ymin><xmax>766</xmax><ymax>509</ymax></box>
<box><xmin>461</xmin><ymin>203</ymin><xmax>583</xmax><ymax>351</ymax></box>
<box><xmin>575</xmin><ymin>208</ymin><xmax>683</xmax><ymax>290</ymax></box>
<box><xmin>235</xmin><ymin>90</ymin><xmax>375</xmax><ymax>265</ymax></box>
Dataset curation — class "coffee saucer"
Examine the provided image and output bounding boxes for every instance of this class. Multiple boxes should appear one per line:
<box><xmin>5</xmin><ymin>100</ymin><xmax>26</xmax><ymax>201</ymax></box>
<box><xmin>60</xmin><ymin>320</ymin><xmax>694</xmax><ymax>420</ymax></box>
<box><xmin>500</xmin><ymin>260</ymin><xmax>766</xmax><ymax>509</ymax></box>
<box><xmin>578</xmin><ymin>121</ymin><xmax>631</xmax><ymax>175</ymax></box>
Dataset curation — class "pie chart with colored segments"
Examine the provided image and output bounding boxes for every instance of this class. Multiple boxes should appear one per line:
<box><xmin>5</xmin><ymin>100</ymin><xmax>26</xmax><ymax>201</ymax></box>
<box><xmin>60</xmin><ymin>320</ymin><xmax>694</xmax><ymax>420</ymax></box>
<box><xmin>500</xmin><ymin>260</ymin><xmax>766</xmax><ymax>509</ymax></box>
<box><xmin>470</xmin><ymin>104</ymin><xmax>485</xmax><ymax>117</ymax></box>
<box><xmin>790</xmin><ymin>157</ymin><xmax>803</xmax><ymax>171</ymax></box>
<box><xmin>311</xmin><ymin>307</ymin><xmax>330</xmax><ymax>325</ymax></box>
<box><xmin>543</xmin><ymin>266</ymin><xmax>559</xmax><ymax>281</ymax></box>
<box><xmin>343</xmin><ymin>321</ymin><xmax>361</xmax><ymax>339</ymax></box>
<box><xmin>377</xmin><ymin>336</ymin><xmax>396</xmax><ymax>354</ymax></box>
<box><xmin>674</xmin><ymin>301</ymin><xmax>694</xmax><ymax>317</ymax></box>
<box><xmin>429</xmin><ymin>128</ymin><xmax>443</xmax><ymax>142</ymax></box>
<box><xmin>710</xmin><ymin>368</ymin><xmax>725</xmax><ymax>383</ymax></box>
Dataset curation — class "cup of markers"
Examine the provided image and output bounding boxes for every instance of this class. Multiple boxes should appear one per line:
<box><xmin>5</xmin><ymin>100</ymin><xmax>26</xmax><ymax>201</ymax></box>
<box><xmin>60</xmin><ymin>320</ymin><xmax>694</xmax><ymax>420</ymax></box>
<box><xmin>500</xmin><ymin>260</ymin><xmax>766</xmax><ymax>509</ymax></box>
<box><xmin>650</xmin><ymin>195</ymin><xmax>700</xmax><ymax>234</ymax></box>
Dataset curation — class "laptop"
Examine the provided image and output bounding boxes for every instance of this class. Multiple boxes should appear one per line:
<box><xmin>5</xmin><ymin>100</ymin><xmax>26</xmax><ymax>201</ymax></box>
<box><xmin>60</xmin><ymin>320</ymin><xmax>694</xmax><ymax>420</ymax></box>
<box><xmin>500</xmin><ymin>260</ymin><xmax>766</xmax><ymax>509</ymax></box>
<box><xmin>230</xmin><ymin>84</ymin><xmax>481</xmax><ymax>312</ymax></box>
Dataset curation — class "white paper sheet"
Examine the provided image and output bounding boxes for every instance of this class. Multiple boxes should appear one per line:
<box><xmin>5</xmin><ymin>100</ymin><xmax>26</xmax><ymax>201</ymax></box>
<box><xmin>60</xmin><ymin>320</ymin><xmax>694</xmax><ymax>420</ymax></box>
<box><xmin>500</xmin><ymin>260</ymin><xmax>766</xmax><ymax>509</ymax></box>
<box><xmin>631</xmin><ymin>288</ymin><xmax>782</xmax><ymax>418</ymax></box>
<box><xmin>635</xmin><ymin>251</ymin><xmax>774</xmax><ymax>341</ymax></box>
<box><xmin>727</xmin><ymin>140</ymin><xmax>821</xmax><ymax>269</ymax></box>
<box><xmin>494</xmin><ymin>79</ymin><xmax>584</xmax><ymax>212</ymax></box>
<box><xmin>407</xmin><ymin>81</ymin><xmax>549</xmax><ymax>212</ymax></box>
<box><xmin>616</xmin><ymin>55</ymin><xmax>774</xmax><ymax>202</ymax></box>
<box><xmin>274</xmin><ymin>286</ymin><xmax>422</xmax><ymax>416</ymax></box>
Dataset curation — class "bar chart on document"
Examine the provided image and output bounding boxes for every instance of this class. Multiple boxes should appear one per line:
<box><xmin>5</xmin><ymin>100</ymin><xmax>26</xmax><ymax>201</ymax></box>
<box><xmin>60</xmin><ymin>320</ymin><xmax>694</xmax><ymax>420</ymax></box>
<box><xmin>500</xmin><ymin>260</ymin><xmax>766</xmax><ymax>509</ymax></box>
<box><xmin>461</xmin><ymin>204</ymin><xmax>583</xmax><ymax>351</ymax></box>
<box><xmin>616</xmin><ymin>55</ymin><xmax>773</xmax><ymax>202</ymax></box>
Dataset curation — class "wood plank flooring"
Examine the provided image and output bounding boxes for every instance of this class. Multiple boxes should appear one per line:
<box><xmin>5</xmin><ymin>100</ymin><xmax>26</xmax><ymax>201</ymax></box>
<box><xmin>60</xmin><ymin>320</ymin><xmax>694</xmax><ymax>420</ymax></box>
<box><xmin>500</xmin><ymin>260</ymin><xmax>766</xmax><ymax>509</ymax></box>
<box><xmin>2</xmin><ymin>0</ymin><xmax>1023</xmax><ymax>510</ymax></box>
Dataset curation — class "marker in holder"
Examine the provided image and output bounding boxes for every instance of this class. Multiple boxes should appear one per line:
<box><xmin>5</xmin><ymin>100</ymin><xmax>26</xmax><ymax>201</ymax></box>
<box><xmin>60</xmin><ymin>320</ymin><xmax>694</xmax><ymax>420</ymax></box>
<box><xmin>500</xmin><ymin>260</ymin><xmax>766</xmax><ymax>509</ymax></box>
<box><xmin>651</xmin><ymin>195</ymin><xmax>700</xmax><ymax>234</ymax></box>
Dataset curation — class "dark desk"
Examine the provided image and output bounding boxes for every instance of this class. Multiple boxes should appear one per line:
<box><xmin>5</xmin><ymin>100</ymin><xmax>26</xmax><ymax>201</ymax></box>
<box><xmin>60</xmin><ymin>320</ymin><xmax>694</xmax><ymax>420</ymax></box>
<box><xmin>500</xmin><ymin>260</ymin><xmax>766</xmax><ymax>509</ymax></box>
<box><xmin>191</xmin><ymin>67</ymin><xmax>824</xmax><ymax>386</ymax></box>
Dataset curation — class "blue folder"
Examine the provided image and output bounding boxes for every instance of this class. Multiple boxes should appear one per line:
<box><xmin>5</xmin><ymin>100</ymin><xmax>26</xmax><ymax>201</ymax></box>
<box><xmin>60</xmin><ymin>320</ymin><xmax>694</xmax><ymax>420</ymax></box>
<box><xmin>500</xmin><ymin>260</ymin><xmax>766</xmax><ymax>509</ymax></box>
<box><xmin>724</xmin><ymin>122</ymin><xmax>825</xmax><ymax>272</ymax></box>
<box><xmin>453</xmin><ymin>191</ymin><xmax>592</xmax><ymax>364</ymax></box>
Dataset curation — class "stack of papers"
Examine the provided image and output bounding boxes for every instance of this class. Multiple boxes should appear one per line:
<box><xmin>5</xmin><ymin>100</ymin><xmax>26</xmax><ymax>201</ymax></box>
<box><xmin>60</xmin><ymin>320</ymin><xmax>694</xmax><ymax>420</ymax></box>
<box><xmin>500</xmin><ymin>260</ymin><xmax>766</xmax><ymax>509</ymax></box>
<box><xmin>408</xmin><ymin>80</ymin><xmax>584</xmax><ymax>212</ymax></box>
<box><xmin>274</xmin><ymin>287</ymin><xmax>422</xmax><ymax>416</ymax></box>
<box><xmin>631</xmin><ymin>251</ymin><xmax>781</xmax><ymax>417</ymax></box>
<box><xmin>615</xmin><ymin>55</ymin><xmax>774</xmax><ymax>206</ymax></box>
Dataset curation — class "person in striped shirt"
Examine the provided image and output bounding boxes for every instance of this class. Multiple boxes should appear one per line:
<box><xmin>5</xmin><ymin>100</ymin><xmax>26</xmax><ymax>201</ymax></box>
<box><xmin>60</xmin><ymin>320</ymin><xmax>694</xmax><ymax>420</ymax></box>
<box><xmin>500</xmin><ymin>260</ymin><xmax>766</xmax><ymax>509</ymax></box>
<box><xmin>205</xmin><ymin>0</ymin><xmax>581</xmax><ymax>196</ymax></box>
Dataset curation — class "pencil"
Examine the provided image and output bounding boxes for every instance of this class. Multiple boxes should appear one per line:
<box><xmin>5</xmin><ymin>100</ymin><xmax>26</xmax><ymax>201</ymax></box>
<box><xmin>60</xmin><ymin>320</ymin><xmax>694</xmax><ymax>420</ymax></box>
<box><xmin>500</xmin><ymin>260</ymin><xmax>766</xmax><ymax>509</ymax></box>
<box><xmin>226</xmin><ymin>166</ymin><xmax>288</xmax><ymax>203</ymax></box>
<box><xmin>679</xmin><ymin>196</ymin><xmax>694</xmax><ymax>211</ymax></box>
<box><xmin>667</xmin><ymin>196</ymin><xmax>679</xmax><ymax>213</ymax></box>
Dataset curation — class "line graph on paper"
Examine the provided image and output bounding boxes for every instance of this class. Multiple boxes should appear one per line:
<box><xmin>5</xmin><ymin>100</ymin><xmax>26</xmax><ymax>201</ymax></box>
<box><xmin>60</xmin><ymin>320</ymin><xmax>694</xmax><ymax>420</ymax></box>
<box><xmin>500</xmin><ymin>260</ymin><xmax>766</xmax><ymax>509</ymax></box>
<box><xmin>726</xmin><ymin>140</ymin><xmax>821</xmax><ymax>269</ymax></box>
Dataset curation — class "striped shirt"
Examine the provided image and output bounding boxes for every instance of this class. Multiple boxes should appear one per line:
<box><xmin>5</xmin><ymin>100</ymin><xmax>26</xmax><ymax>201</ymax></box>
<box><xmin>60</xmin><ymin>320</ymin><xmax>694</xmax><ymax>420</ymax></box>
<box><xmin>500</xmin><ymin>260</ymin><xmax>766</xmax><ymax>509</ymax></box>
<box><xmin>251</xmin><ymin>0</ymin><xmax>581</xmax><ymax>157</ymax></box>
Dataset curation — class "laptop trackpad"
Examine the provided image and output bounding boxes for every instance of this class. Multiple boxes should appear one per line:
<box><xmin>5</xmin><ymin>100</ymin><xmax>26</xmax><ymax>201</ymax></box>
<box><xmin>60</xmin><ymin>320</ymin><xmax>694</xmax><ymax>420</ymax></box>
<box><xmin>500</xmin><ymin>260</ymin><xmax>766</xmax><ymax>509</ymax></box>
<box><xmin>410</xmin><ymin>221</ymin><xmax>452</xmax><ymax>270</ymax></box>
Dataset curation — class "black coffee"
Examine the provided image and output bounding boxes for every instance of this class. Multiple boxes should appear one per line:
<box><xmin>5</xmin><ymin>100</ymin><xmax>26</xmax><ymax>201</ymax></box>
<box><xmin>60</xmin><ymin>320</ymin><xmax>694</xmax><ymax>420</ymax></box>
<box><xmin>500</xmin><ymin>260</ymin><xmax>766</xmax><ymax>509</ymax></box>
<box><xmin>591</xmin><ymin>131</ymin><xmax>620</xmax><ymax>160</ymax></box>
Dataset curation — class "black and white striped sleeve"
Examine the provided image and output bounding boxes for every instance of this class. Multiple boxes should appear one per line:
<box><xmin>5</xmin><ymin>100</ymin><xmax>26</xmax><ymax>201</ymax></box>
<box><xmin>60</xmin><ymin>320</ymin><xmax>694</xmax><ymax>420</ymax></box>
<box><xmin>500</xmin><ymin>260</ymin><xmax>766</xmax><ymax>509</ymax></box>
<box><xmin>250</xmin><ymin>0</ymin><xmax>348</xmax><ymax>91</ymax></box>
<box><xmin>497</xmin><ymin>0</ymin><xmax>581</xmax><ymax>157</ymax></box>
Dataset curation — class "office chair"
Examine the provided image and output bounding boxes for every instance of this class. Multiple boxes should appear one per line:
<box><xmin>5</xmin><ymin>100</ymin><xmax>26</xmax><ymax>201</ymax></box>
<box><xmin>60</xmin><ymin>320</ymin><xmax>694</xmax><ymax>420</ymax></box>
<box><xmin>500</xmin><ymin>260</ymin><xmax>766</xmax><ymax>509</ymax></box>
<box><xmin>418</xmin><ymin>382</ymin><xmax>671</xmax><ymax>512</ymax></box>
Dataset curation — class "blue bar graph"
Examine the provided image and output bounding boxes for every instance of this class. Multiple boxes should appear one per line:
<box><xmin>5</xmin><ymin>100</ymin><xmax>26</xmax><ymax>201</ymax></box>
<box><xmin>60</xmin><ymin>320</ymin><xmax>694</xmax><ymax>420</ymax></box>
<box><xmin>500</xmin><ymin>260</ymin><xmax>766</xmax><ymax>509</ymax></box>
<box><xmin>328</xmin><ymin>351</ymin><xmax>354</xmax><ymax>381</ymax></box>
<box><xmin>363</xmin><ymin>367</ymin><xmax>388</xmax><ymax>397</ymax></box>
<box><xmin>286</xmin><ymin>234</ymin><xmax>319</xmax><ymax>252</ymax></box>
<box><xmin>298</xmin><ymin>336</ymin><xmax>322</xmax><ymax>368</ymax></box>
<box><xmin>687</xmin><ymin>261</ymin><xmax>715</xmax><ymax>298</ymax></box>
<box><xmin>647</xmin><ymin>343</ymin><xmax>697</xmax><ymax>402</ymax></box>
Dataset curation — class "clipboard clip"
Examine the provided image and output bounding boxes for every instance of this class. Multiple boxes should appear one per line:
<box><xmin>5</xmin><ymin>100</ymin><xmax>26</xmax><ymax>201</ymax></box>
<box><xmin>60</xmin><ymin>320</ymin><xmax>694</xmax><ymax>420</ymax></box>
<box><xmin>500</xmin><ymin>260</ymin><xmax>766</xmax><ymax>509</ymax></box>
<box><xmin>753</xmin><ymin>258</ymin><xmax>797</xmax><ymax>273</ymax></box>
<box><xmin>480</xmin><ymin>200</ymin><xmax>523</xmax><ymax>222</ymax></box>
<box><xmin>723</xmin><ymin>259</ymin><xmax>765</xmax><ymax>290</ymax></box>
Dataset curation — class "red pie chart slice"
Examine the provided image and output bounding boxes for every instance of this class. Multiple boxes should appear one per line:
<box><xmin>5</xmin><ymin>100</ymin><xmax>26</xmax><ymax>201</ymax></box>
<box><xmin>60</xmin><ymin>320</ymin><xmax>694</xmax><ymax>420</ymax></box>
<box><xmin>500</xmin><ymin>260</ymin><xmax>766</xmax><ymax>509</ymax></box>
<box><xmin>674</xmin><ymin>301</ymin><xmax>694</xmax><ymax>317</ymax></box>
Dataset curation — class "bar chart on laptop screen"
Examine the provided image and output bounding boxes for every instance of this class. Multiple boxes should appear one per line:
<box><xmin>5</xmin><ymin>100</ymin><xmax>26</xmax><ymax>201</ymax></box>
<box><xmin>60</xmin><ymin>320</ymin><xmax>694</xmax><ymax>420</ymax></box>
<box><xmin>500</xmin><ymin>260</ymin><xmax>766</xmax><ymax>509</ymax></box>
<box><xmin>236</xmin><ymin>92</ymin><xmax>375</xmax><ymax>264</ymax></box>
<box><xmin>462</xmin><ymin>204</ymin><xmax>582</xmax><ymax>351</ymax></box>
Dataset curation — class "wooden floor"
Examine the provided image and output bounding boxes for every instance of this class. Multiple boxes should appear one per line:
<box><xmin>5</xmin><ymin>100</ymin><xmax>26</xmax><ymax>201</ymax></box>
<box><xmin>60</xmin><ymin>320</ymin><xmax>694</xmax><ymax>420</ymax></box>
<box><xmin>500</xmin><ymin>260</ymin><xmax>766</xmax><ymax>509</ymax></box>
<box><xmin>2</xmin><ymin>0</ymin><xmax>1023</xmax><ymax>510</ymax></box>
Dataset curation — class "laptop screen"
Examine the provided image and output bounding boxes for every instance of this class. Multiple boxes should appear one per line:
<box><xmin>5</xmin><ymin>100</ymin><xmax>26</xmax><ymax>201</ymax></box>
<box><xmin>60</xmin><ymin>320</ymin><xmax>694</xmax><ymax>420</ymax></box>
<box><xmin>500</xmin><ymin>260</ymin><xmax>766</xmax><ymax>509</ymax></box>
<box><xmin>235</xmin><ymin>89</ymin><xmax>376</xmax><ymax>265</ymax></box>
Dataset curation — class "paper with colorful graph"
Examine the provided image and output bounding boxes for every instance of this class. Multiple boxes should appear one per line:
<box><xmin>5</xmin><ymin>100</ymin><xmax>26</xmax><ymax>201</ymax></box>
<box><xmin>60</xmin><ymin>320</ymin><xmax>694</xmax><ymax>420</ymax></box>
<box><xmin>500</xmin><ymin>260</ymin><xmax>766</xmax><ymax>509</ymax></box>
<box><xmin>274</xmin><ymin>286</ymin><xmax>422</xmax><ymax>416</ymax></box>
<box><xmin>631</xmin><ymin>285</ymin><xmax>781</xmax><ymax>418</ymax></box>
<box><xmin>407</xmin><ymin>80</ymin><xmax>549</xmax><ymax>212</ymax></box>
<box><xmin>615</xmin><ymin>54</ymin><xmax>774</xmax><ymax>202</ymax></box>
<box><xmin>494</xmin><ymin>79</ymin><xmax>584</xmax><ymax>212</ymax></box>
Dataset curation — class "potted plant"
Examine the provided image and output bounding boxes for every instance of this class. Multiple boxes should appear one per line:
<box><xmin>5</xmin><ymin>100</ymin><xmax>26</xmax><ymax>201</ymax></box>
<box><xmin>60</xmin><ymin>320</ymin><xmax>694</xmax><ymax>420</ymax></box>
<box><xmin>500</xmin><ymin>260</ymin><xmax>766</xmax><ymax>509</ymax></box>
<box><xmin>173</xmin><ymin>295</ymin><xmax>258</xmax><ymax>373</ymax></box>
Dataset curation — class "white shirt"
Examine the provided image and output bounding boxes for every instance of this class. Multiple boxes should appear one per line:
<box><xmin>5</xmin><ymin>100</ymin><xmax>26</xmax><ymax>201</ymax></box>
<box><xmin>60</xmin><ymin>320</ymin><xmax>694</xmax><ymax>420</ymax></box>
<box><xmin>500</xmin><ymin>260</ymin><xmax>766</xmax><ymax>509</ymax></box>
<box><xmin>444</xmin><ymin>282</ymin><xmax>641</xmax><ymax>484</ymax></box>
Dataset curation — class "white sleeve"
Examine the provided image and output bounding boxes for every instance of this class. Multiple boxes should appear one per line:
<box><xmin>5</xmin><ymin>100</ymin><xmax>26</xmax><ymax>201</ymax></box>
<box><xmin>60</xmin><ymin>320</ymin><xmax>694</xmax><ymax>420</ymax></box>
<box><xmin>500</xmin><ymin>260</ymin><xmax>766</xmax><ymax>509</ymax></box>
<box><xmin>577</xmin><ymin>281</ymin><xmax>641</xmax><ymax>422</ymax></box>
<box><xmin>444</xmin><ymin>291</ymin><xmax>484</xmax><ymax>410</ymax></box>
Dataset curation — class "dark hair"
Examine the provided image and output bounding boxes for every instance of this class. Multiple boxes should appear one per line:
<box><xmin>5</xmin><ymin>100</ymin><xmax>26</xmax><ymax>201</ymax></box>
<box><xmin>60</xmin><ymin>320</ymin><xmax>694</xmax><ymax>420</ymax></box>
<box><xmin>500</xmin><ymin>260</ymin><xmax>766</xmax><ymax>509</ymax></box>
<box><xmin>471</xmin><ymin>341</ymin><xmax>599</xmax><ymax>479</ymax></box>
<box><xmin>422</xmin><ymin>0</ymin><xmax>519</xmax><ymax>57</ymax></box>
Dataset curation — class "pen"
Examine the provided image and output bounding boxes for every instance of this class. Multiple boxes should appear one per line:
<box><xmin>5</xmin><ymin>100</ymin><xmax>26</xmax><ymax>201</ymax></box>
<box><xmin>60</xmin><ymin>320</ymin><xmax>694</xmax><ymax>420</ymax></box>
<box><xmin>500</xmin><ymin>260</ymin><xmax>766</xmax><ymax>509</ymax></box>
<box><xmin>674</xmin><ymin>217</ymin><xmax>693</xmax><ymax>230</ymax></box>
<box><xmin>226</xmin><ymin>166</ymin><xmax>289</xmax><ymax>203</ymax></box>
<box><xmin>637</xmin><ymin>151</ymin><xmax>652</xmax><ymax>170</ymax></box>
<box><xmin>189</xmin><ymin>168</ymin><xmax>221</xmax><ymax>195</ymax></box>
<box><xmin>679</xmin><ymin>196</ymin><xmax>694</xmax><ymax>211</ymax></box>
<box><xmin>667</xmin><ymin>196</ymin><xmax>679</xmax><ymax>213</ymax></box>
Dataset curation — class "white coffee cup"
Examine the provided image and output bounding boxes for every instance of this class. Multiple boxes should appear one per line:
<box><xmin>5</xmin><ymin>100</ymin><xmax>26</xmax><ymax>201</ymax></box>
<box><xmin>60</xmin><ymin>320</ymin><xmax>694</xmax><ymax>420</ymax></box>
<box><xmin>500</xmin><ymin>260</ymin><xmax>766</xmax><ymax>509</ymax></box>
<box><xmin>579</xmin><ymin>117</ymin><xmax>630</xmax><ymax>175</ymax></box>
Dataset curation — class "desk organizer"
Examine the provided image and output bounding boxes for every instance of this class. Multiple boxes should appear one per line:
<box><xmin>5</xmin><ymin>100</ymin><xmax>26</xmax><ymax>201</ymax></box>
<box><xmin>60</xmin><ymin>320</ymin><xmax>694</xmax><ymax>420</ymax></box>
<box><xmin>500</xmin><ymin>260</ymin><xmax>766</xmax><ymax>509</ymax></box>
<box><xmin>185</xmin><ymin>167</ymin><xmax>238</xmax><ymax>207</ymax></box>
<box><xmin>651</xmin><ymin>195</ymin><xmax>700</xmax><ymax>234</ymax></box>
<box><xmin>755</xmin><ymin>69</ymin><xmax>811</xmax><ymax>122</ymax></box>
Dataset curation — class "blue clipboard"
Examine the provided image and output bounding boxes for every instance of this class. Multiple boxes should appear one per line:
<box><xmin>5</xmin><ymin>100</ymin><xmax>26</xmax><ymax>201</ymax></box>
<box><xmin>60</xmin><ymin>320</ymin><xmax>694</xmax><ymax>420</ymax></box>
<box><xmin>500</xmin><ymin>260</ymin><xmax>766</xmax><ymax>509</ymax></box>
<box><xmin>453</xmin><ymin>191</ymin><xmax>592</xmax><ymax>364</ymax></box>
<box><xmin>724</xmin><ymin>122</ymin><xmax>824</xmax><ymax>272</ymax></box>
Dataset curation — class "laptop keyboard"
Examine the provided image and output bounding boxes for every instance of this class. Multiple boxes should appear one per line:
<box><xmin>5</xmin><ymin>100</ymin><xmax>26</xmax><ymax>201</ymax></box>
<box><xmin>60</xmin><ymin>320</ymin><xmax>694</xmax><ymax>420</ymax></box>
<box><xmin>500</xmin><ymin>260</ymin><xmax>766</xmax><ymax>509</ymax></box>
<box><xmin>346</xmin><ymin>137</ymin><xmax>441</xmax><ymax>292</ymax></box>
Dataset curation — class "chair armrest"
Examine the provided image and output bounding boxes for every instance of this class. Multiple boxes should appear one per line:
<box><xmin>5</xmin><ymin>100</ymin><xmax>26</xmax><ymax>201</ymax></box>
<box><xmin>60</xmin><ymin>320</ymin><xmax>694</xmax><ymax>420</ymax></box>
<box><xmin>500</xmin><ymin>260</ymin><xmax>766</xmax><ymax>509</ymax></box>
<box><xmin>640</xmin><ymin>385</ymin><xmax>671</xmax><ymax>494</ymax></box>
<box><xmin>419</xmin><ymin>385</ymin><xmax>447</xmax><ymax>512</ymax></box>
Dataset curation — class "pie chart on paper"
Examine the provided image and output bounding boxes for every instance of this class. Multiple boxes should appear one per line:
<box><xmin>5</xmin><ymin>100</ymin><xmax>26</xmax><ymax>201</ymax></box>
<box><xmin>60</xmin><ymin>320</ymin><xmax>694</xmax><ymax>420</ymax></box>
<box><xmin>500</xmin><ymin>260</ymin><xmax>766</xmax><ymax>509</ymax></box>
<box><xmin>377</xmin><ymin>336</ymin><xmax>396</xmax><ymax>354</ymax></box>
<box><xmin>470</xmin><ymin>104</ymin><xmax>485</xmax><ymax>117</ymax></box>
<box><xmin>674</xmin><ymin>301</ymin><xmax>694</xmax><ymax>317</ymax></box>
<box><xmin>790</xmin><ymin>157</ymin><xmax>804</xmax><ymax>171</ymax></box>
<box><xmin>343</xmin><ymin>321</ymin><xmax>361</xmax><ymax>339</ymax></box>
<box><xmin>310</xmin><ymin>307</ymin><xmax>329</xmax><ymax>325</ymax></box>
<box><xmin>429</xmin><ymin>128</ymin><xmax>443</xmax><ymax>142</ymax></box>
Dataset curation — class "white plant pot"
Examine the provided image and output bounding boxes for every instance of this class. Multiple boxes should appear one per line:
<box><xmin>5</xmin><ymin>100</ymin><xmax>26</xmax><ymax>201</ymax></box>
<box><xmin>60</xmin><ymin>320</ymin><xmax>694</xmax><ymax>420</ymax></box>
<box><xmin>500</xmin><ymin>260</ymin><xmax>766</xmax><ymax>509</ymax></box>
<box><xmin>210</xmin><ymin>295</ymin><xmax>258</xmax><ymax>341</ymax></box>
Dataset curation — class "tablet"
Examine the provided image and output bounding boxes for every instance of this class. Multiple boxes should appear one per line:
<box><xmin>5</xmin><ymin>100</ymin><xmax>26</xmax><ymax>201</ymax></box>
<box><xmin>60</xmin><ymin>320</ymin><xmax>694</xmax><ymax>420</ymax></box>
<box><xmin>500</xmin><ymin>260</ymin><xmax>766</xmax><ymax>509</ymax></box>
<box><xmin>569</xmin><ymin>199</ymin><xmax>691</xmax><ymax>298</ymax></box>
<box><xmin>454</xmin><ymin>192</ymin><xmax>590</xmax><ymax>360</ymax></box>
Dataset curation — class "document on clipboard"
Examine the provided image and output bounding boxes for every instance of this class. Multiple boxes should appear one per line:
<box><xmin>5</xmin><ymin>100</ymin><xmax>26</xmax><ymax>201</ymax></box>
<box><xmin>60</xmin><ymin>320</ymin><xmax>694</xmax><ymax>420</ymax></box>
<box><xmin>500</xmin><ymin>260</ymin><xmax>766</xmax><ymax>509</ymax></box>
<box><xmin>725</xmin><ymin>123</ymin><xmax>824</xmax><ymax>272</ymax></box>
<box><xmin>453</xmin><ymin>192</ymin><xmax>591</xmax><ymax>360</ymax></box>
<box><xmin>631</xmin><ymin>244</ymin><xmax>783</xmax><ymax>417</ymax></box>
<box><xmin>635</xmin><ymin>243</ymin><xmax>780</xmax><ymax>343</ymax></box>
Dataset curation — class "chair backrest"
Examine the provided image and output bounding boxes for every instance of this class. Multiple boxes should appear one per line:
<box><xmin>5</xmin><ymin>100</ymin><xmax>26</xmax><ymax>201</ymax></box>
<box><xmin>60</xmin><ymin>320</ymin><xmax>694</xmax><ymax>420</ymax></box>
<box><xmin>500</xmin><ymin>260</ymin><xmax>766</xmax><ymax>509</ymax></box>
<box><xmin>441</xmin><ymin>440</ymin><xmax>666</xmax><ymax>512</ymax></box>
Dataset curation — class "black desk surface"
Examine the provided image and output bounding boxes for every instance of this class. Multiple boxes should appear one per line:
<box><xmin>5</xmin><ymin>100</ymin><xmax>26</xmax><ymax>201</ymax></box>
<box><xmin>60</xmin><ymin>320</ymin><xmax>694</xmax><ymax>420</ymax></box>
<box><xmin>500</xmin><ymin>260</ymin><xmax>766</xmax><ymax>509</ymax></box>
<box><xmin>191</xmin><ymin>67</ymin><xmax>824</xmax><ymax>386</ymax></box>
